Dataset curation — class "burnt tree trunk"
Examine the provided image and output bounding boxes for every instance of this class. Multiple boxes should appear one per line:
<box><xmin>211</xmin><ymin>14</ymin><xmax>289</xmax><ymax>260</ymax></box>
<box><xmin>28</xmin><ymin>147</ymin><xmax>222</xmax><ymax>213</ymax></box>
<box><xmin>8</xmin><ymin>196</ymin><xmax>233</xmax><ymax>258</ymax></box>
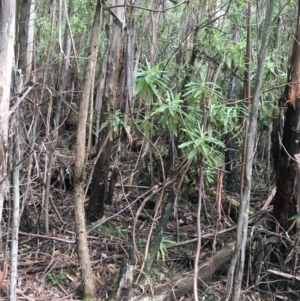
<box><xmin>273</xmin><ymin>103</ymin><xmax>300</xmax><ymax>231</ymax></box>
<box><xmin>273</xmin><ymin>1</ymin><xmax>300</xmax><ymax>232</ymax></box>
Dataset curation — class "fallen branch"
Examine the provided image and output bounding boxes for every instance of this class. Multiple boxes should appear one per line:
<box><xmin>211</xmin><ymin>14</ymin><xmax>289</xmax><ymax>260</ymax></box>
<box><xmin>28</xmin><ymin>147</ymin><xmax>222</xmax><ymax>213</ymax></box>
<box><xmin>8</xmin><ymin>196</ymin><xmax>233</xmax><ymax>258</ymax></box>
<box><xmin>133</xmin><ymin>242</ymin><xmax>235</xmax><ymax>301</ymax></box>
<box><xmin>268</xmin><ymin>269</ymin><xmax>300</xmax><ymax>281</ymax></box>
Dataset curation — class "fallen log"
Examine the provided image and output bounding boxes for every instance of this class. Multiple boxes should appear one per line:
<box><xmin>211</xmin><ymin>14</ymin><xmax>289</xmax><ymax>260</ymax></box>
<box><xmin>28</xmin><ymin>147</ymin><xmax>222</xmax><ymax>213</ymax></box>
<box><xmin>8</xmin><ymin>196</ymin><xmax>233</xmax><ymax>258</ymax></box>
<box><xmin>133</xmin><ymin>242</ymin><xmax>235</xmax><ymax>301</ymax></box>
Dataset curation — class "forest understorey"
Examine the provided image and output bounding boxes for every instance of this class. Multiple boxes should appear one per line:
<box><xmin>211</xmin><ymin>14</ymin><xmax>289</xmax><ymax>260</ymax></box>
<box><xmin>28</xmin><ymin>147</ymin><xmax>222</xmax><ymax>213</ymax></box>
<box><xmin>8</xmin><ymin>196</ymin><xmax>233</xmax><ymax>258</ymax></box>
<box><xmin>2</xmin><ymin>170</ymin><xmax>298</xmax><ymax>301</ymax></box>
<box><xmin>2</xmin><ymin>1</ymin><xmax>300</xmax><ymax>300</ymax></box>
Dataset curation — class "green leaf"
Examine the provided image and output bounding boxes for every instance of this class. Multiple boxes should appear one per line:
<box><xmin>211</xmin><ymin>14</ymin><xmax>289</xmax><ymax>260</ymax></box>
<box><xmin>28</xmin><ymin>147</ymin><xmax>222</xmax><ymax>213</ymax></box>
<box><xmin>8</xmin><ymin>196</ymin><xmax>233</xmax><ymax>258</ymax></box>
<box><xmin>134</xmin><ymin>80</ymin><xmax>145</xmax><ymax>96</ymax></box>
<box><xmin>194</xmin><ymin>138</ymin><xmax>202</xmax><ymax>146</ymax></box>
<box><xmin>99</xmin><ymin>121</ymin><xmax>108</xmax><ymax>133</ymax></box>
<box><xmin>178</xmin><ymin>141</ymin><xmax>194</xmax><ymax>148</ymax></box>
<box><xmin>187</xmin><ymin>148</ymin><xmax>198</xmax><ymax>160</ymax></box>
<box><xmin>149</xmin><ymin>82</ymin><xmax>159</xmax><ymax>97</ymax></box>
<box><xmin>151</xmin><ymin>104</ymin><xmax>169</xmax><ymax>115</ymax></box>
<box><xmin>226</xmin><ymin>57</ymin><xmax>231</xmax><ymax>68</ymax></box>
<box><xmin>201</xmin><ymin>144</ymin><xmax>209</xmax><ymax>157</ymax></box>
<box><xmin>168</xmin><ymin>117</ymin><xmax>177</xmax><ymax>136</ymax></box>
<box><xmin>288</xmin><ymin>214</ymin><xmax>300</xmax><ymax>222</ymax></box>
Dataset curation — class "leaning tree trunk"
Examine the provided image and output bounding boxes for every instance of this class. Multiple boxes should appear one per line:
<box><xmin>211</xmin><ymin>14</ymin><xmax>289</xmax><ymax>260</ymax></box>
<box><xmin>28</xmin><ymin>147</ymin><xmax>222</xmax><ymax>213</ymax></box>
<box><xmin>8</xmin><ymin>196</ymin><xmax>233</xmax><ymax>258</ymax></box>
<box><xmin>73</xmin><ymin>0</ymin><xmax>102</xmax><ymax>299</ymax></box>
<box><xmin>88</xmin><ymin>0</ymin><xmax>125</xmax><ymax>220</ymax></box>
<box><xmin>273</xmin><ymin>0</ymin><xmax>300</xmax><ymax>232</ymax></box>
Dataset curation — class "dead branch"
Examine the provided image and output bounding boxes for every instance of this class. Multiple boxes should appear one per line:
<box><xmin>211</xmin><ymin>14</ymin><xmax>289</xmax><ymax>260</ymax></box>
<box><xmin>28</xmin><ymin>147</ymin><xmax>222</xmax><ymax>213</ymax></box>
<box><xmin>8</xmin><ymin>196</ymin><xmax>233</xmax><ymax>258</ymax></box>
<box><xmin>133</xmin><ymin>242</ymin><xmax>235</xmax><ymax>301</ymax></box>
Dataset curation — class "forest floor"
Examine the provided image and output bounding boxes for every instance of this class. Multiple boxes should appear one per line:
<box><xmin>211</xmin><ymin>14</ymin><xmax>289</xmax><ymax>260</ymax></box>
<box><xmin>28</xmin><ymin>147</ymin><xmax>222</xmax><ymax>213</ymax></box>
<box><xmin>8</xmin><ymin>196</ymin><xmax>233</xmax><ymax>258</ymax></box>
<box><xmin>0</xmin><ymin>179</ymin><xmax>290</xmax><ymax>301</ymax></box>
<box><xmin>0</xmin><ymin>140</ymin><xmax>294</xmax><ymax>300</ymax></box>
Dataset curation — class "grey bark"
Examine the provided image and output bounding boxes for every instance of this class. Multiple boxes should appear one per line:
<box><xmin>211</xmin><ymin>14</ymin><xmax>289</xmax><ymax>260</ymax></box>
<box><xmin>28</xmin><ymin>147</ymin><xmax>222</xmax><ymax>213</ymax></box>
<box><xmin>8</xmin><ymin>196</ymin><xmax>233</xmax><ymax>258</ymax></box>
<box><xmin>0</xmin><ymin>0</ymin><xmax>16</xmax><ymax>241</ymax></box>
<box><xmin>224</xmin><ymin>2</ymin><xmax>274</xmax><ymax>300</ymax></box>
<box><xmin>73</xmin><ymin>0</ymin><xmax>102</xmax><ymax>298</ymax></box>
<box><xmin>10</xmin><ymin>117</ymin><xmax>20</xmax><ymax>301</ymax></box>
<box><xmin>16</xmin><ymin>0</ymin><xmax>35</xmax><ymax>81</ymax></box>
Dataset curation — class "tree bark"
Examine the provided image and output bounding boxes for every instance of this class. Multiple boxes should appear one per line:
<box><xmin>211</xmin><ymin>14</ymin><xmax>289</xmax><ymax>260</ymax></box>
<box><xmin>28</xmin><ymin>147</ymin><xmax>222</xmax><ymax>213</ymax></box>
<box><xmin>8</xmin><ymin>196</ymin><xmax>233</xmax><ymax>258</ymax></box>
<box><xmin>73</xmin><ymin>0</ymin><xmax>102</xmax><ymax>299</ymax></box>
<box><xmin>224</xmin><ymin>1</ymin><xmax>274</xmax><ymax>300</ymax></box>
<box><xmin>145</xmin><ymin>190</ymin><xmax>175</xmax><ymax>271</ymax></box>
<box><xmin>225</xmin><ymin>21</ymin><xmax>241</xmax><ymax>193</ymax></box>
<box><xmin>273</xmin><ymin>0</ymin><xmax>300</xmax><ymax>232</ymax></box>
<box><xmin>16</xmin><ymin>0</ymin><xmax>35</xmax><ymax>81</ymax></box>
<box><xmin>88</xmin><ymin>0</ymin><xmax>125</xmax><ymax>220</ymax></box>
<box><xmin>0</xmin><ymin>1</ymin><xmax>17</xmax><ymax>300</ymax></box>
<box><xmin>10</xmin><ymin>116</ymin><xmax>20</xmax><ymax>301</ymax></box>
<box><xmin>0</xmin><ymin>0</ymin><xmax>16</xmax><ymax>233</ymax></box>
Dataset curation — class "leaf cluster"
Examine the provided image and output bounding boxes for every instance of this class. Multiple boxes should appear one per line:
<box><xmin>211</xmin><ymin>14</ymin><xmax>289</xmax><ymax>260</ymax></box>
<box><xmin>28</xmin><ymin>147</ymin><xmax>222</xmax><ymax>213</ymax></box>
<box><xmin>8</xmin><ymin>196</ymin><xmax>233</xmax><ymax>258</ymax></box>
<box><xmin>134</xmin><ymin>63</ymin><xmax>247</xmax><ymax>167</ymax></box>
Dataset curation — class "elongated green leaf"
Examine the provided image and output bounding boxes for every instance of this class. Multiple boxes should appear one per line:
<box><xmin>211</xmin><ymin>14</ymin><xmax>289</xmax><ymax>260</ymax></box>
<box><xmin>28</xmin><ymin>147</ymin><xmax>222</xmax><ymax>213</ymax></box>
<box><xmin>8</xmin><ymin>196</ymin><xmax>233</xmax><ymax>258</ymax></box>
<box><xmin>188</xmin><ymin>148</ymin><xmax>198</xmax><ymax>160</ymax></box>
<box><xmin>149</xmin><ymin>82</ymin><xmax>159</xmax><ymax>97</ymax></box>
<box><xmin>168</xmin><ymin>117</ymin><xmax>177</xmax><ymax>136</ymax></box>
<box><xmin>178</xmin><ymin>141</ymin><xmax>194</xmax><ymax>148</ymax></box>
<box><xmin>134</xmin><ymin>80</ymin><xmax>145</xmax><ymax>96</ymax></box>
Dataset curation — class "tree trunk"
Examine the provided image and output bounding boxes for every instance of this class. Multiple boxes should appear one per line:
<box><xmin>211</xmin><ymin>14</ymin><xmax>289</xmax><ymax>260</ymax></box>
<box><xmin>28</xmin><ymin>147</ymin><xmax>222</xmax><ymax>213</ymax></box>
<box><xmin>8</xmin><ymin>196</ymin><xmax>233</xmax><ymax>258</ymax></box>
<box><xmin>273</xmin><ymin>0</ymin><xmax>300</xmax><ymax>232</ymax></box>
<box><xmin>224</xmin><ymin>1</ymin><xmax>274</xmax><ymax>300</ymax></box>
<box><xmin>16</xmin><ymin>0</ymin><xmax>35</xmax><ymax>81</ymax></box>
<box><xmin>0</xmin><ymin>0</ymin><xmax>16</xmax><ymax>233</ymax></box>
<box><xmin>88</xmin><ymin>0</ymin><xmax>125</xmax><ymax>220</ymax></box>
<box><xmin>10</xmin><ymin>116</ymin><xmax>20</xmax><ymax>301</ymax></box>
<box><xmin>73</xmin><ymin>0</ymin><xmax>102</xmax><ymax>299</ymax></box>
<box><xmin>225</xmin><ymin>21</ymin><xmax>241</xmax><ymax>193</ymax></box>
<box><xmin>145</xmin><ymin>191</ymin><xmax>175</xmax><ymax>271</ymax></box>
<box><xmin>0</xmin><ymin>1</ymin><xmax>17</xmax><ymax>300</ymax></box>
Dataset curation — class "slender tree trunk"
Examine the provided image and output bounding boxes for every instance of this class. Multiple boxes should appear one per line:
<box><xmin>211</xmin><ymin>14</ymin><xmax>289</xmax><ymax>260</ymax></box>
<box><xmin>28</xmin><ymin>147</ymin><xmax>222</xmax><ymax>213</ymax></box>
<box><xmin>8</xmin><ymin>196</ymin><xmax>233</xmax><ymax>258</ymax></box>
<box><xmin>180</xmin><ymin>2</ymin><xmax>203</xmax><ymax>94</ymax></box>
<box><xmin>225</xmin><ymin>20</ymin><xmax>241</xmax><ymax>193</ymax></box>
<box><xmin>133</xmin><ymin>0</ymin><xmax>154</xmax><ymax>75</ymax></box>
<box><xmin>10</xmin><ymin>116</ymin><xmax>20</xmax><ymax>301</ymax></box>
<box><xmin>73</xmin><ymin>0</ymin><xmax>102</xmax><ymax>299</ymax></box>
<box><xmin>0</xmin><ymin>1</ymin><xmax>17</xmax><ymax>300</ymax></box>
<box><xmin>0</xmin><ymin>0</ymin><xmax>16</xmax><ymax>239</ymax></box>
<box><xmin>224</xmin><ymin>2</ymin><xmax>274</xmax><ymax>300</ymax></box>
<box><xmin>268</xmin><ymin>10</ymin><xmax>283</xmax><ymax>188</ymax></box>
<box><xmin>240</xmin><ymin>1</ymin><xmax>251</xmax><ymax>198</ymax></box>
<box><xmin>16</xmin><ymin>0</ymin><xmax>35</xmax><ymax>81</ymax></box>
<box><xmin>39</xmin><ymin>1</ymin><xmax>58</xmax><ymax>218</ymax></box>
